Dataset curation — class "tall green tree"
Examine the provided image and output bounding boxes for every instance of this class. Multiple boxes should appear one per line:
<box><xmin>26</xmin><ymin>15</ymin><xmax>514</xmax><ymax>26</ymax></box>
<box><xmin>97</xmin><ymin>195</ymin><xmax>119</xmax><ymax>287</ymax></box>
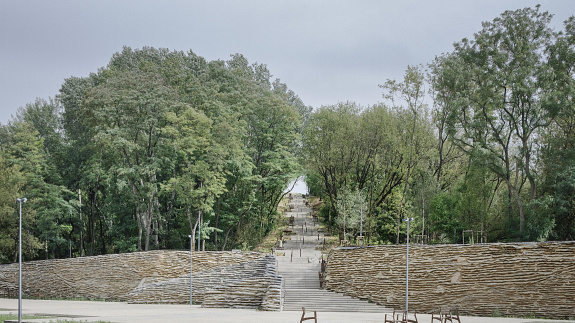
<box><xmin>435</xmin><ymin>6</ymin><xmax>559</xmax><ymax>234</ymax></box>
<box><xmin>534</xmin><ymin>16</ymin><xmax>575</xmax><ymax>241</ymax></box>
<box><xmin>81</xmin><ymin>69</ymin><xmax>183</xmax><ymax>251</ymax></box>
<box><xmin>380</xmin><ymin>65</ymin><xmax>433</xmax><ymax>243</ymax></box>
<box><xmin>0</xmin><ymin>152</ymin><xmax>27</xmax><ymax>263</ymax></box>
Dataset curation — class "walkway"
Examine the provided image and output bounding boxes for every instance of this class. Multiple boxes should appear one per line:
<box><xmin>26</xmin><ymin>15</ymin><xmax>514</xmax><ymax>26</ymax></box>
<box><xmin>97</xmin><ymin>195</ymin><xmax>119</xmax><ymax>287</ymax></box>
<box><xmin>1</xmin><ymin>299</ymin><xmax>573</xmax><ymax>323</ymax></box>
<box><xmin>277</xmin><ymin>194</ymin><xmax>389</xmax><ymax>313</ymax></box>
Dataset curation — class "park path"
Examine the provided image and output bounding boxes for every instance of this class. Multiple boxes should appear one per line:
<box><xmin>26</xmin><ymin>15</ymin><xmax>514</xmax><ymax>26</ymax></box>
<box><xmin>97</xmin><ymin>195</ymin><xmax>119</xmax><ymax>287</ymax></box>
<box><xmin>277</xmin><ymin>194</ymin><xmax>391</xmax><ymax>313</ymax></box>
<box><xmin>2</xmin><ymin>299</ymin><xmax>572</xmax><ymax>323</ymax></box>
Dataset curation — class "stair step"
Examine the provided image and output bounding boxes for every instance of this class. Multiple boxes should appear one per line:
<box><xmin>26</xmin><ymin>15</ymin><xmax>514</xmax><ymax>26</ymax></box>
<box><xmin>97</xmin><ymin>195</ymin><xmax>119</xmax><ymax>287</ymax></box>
<box><xmin>280</xmin><ymin>197</ymin><xmax>391</xmax><ymax>313</ymax></box>
<box><xmin>283</xmin><ymin>305</ymin><xmax>390</xmax><ymax>312</ymax></box>
<box><xmin>282</xmin><ymin>288</ymin><xmax>390</xmax><ymax>313</ymax></box>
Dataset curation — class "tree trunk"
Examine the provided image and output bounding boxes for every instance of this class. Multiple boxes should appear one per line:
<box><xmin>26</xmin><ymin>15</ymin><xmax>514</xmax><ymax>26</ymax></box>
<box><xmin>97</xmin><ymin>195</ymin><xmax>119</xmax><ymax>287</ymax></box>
<box><xmin>396</xmin><ymin>214</ymin><xmax>401</xmax><ymax>245</ymax></box>
<box><xmin>510</xmin><ymin>184</ymin><xmax>525</xmax><ymax>234</ymax></box>
<box><xmin>186</xmin><ymin>203</ymin><xmax>200</xmax><ymax>251</ymax></box>
<box><xmin>99</xmin><ymin>215</ymin><xmax>106</xmax><ymax>254</ymax></box>
<box><xmin>505</xmin><ymin>179</ymin><xmax>524</xmax><ymax>234</ymax></box>
<box><xmin>136</xmin><ymin>205</ymin><xmax>143</xmax><ymax>252</ymax></box>
<box><xmin>144</xmin><ymin>196</ymin><xmax>154</xmax><ymax>251</ymax></box>
<box><xmin>222</xmin><ymin>225</ymin><xmax>234</xmax><ymax>251</ymax></box>
<box><xmin>89</xmin><ymin>193</ymin><xmax>96</xmax><ymax>256</ymax></box>
<box><xmin>523</xmin><ymin>140</ymin><xmax>536</xmax><ymax>200</ymax></box>
<box><xmin>166</xmin><ymin>189</ymin><xmax>176</xmax><ymax>249</ymax></box>
<box><xmin>214</xmin><ymin>197</ymin><xmax>221</xmax><ymax>250</ymax></box>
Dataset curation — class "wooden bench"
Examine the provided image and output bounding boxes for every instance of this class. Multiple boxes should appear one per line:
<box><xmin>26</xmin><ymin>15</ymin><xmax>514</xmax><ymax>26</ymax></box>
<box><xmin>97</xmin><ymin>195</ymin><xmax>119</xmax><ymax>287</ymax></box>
<box><xmin>446</xmin><ymin>308</ymin><xmax>461</xmax><ymax>323</ymax></box>
<box><xmin>431</xmin><ymin>308</ymin><xmax>447</xmax><ymax>322</ymax></box>
<box><xmin>300</xmin><ymin>307</ymin><xmax>317</xmax><ymax>323</ymax></box>
<box><xmin>432</xmin><ymin>307</ymin><xmax>460</xmax><ymax>323</ymax></box>
<box><xmin>402</xmin><ymin>311</ymin><xmax>418</xmax><ymax>323</ymax></box>
<box><xmin>385</xmin><ymin>309</ymin><xmax>401</xmax><ymax>322</ymax></box>
<box><xmin>385</xmin><ymin>310</ymin><xmax>418</xmax><ymax>323</ymax></box>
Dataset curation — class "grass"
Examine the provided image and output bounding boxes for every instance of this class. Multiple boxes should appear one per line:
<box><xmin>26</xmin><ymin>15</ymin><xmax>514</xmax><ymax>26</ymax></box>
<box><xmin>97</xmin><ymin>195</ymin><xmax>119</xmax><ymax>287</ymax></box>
<box><xmin>0</xmin><ymin>314</ymin><xmax>47</xmax><ymax>322</ymax></box>
<box><xmin>0</xmin><ymin>314</ymin><xmax>113</xmax><ymax>323</ymax></box>
<box><xmin>1</xmin><ymin>295</ymin><xmax>115</xmax><ymax>303</ymax></box>
<box><xmin>0</xmin><ymin>314</ymin><xmax>111</xmax><ymax>323</ymax></box>
<box><xmin>253</xmin><ymin>206</ymin><xmax>291</xmax><ymax>253</ymax></box>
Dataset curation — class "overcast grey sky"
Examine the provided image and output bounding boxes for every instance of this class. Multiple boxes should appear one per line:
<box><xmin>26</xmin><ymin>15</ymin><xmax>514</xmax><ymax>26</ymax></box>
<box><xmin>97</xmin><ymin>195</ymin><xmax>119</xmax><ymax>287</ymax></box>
<box><xmin>1</xmin><ymin>1</ymin><xmax>574</xmax><ymax>125</ymax></box>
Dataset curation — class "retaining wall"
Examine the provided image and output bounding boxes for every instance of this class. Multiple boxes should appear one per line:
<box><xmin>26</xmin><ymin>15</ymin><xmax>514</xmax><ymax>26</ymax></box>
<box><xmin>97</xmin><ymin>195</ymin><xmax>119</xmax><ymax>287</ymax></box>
<box><xmin>0</xmin><ymin>250</ymin><xmax>281</xmax><ymax>311</ymax></box>
<box><xmin>128</xmin><ymin>254</ymin><xmax>281</xmax><ymax>310</ymax></box>
<box><xmin>324</xmin><ymin>242</ymin><xmax>575</xmax><ymax>319</ymax></box>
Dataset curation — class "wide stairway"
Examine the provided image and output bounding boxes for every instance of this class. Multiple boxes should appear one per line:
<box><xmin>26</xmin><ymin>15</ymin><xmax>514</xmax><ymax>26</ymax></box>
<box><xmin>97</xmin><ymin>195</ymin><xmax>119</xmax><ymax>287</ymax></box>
<box><xmin>277</xmin><ymin>194</ymin><xmax>391</xmax><ymax>313</ymax></box>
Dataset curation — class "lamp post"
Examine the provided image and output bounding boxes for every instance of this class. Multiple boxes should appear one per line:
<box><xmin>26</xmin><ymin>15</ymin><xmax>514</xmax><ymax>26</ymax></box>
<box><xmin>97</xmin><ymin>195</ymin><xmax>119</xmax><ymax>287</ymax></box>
<box><xmin>404</xmin><ymin>217</ymin><xmax>414</xmax><ymax>319</ymax></box>
<box><xmin>359</xmin><ymin>201</ymin><xmax>363</xmax><ymax>246</ymax></box>
<box><xmin>16</xmin><ymin>197</ymin><xmax>27</xmax><ymax>323</ymax></box>
<box><xmin>188</xmin><ymin>234</ymin><xmax>193</xmax><ymax>305</ymax></box>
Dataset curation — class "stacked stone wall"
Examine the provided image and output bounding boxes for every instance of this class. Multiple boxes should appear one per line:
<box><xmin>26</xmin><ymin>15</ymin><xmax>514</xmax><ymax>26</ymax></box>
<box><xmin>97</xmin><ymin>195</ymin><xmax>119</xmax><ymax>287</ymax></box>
<box><xmin>324</xmin><ymin>242</ymin><xmax>575</xmax><ymax>319</ymax></box>
<box><xmin>0</xmin><ymin>250</ymin><xmax>281</xmax><ymax>310</ymax></box>
<box><xmin>128</xmin><ymin>254</ymin><xmax>282</xmax><ymax>310</ymax></box>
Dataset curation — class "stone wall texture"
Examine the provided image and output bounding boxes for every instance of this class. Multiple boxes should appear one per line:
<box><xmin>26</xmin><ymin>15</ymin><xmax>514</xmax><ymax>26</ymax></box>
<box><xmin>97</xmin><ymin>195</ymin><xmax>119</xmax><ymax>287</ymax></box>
<box><xmin>0</xmin><ymin>250</ymin><xmax>281</xmax><ymax>311</ymax></box>
<box><xmin>324</xmin><ymin>242</ymin><xmax>575</xmax><ymax>319</ymax></box>
<box><xmin>128</xmin><ymin>254</ymin><xmax>282</xmax><ymax>311</ymax></box>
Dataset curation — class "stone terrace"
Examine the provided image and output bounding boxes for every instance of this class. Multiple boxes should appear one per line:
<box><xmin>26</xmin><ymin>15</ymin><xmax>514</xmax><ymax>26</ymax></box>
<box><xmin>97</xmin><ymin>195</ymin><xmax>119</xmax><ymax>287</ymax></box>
<box><xmin>324</xmin><ymin>241</ymin><xmax>575</xmax><ymax>319</ymax></box>
<box><xmin>0</xmin><ymin>250</ymin><xmax>281</xmax><ymax>311</ymax></box>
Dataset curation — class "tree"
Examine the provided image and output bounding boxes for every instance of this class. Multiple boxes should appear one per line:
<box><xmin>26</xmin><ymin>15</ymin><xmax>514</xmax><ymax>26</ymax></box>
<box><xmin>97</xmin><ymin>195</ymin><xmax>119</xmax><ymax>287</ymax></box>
<box><xmin>0</xmin><ymin>121</ymin><xmax>57</xmax><ymax>260</ymax></box>
<box><xmin>0</xmin><ymin>152</ymin><xmax>27</xmax><ymax>263</ymax></box>
<box><xmin>302</xmin><ymin>102</ymin><xmax>361</xmax><ymax>227</ymax></box>
<box><xmin>81</xmin><ymin>69</ymin><xmax>183</xmax><ymax>251</ymax></box>
<box><xmin>428</xmin><ymin>55</ymin><xmax>468</xmax><ymax>192</ymax></box>
<box><xmin>534</xmin><ymin>16</ymin><xmax>575</xmax><ymax>241</ymax></box>
<box><xmin>380</xmin><ymin>65</ymin><xmax>431</xmax><ymax>243</ymax></box>
<box><xmin>435</xmin><ymin>7</ymin><xmax>559</xmax><ymax>234</ymax></box>
<box><xmin>161</xmin><ymin>102</ymin><xmax>215</xmax><ymax>251</ymax></box>
<box><xmin>334</xmin><ymin>186</ymin><xmax>366</xmax><ymax>243</ymax></box>
<box><xmin>59</xmin><ymin>74</ymin><xmax>103</xmax><ymax>255</ymax></box>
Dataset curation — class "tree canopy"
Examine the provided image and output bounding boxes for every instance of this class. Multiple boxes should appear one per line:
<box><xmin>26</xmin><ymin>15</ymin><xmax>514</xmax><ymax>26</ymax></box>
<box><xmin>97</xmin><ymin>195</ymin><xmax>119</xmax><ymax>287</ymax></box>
<box><xmin>304</xmin><ymin>6</ymin><xmax>575</xmax><ymax>244</ymax></box>
<box><xmin>2</xmin><ymin>6</ymin><xmax>575</xmax><ymax>262</ymax></box>
<box><xmin>0</xmin><ymin>47</ymin><xmax>306</xmax><ymax>261</ymax></box>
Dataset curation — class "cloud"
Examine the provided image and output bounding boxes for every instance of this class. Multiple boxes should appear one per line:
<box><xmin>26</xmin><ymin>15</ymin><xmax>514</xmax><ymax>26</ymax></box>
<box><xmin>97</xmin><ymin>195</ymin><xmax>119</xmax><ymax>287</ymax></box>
<box><xmin>1</xmin><ymin>0</ymin><xmax>573</xmax><ymax>123</ymax></box>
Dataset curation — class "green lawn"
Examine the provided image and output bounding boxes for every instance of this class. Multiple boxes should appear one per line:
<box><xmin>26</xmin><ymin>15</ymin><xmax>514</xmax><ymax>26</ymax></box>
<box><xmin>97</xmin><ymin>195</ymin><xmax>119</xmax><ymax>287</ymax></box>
<box><xmin>0</xmin><ymin>314</ymin><xmax>111</xmax><ymax>323</ymax></box>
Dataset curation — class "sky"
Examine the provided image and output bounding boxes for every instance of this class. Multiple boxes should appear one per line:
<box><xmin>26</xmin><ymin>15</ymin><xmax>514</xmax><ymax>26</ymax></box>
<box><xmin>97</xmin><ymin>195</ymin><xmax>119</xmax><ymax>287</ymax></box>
<box><xmin>1</xmin><ymin>1</ymin><xmax>574</xmax><ymax>125</ymax></box>
<box><xmin>286</xmin><ymin>177</ymin><xmax>309</xmax><ymax>195</ymax></box>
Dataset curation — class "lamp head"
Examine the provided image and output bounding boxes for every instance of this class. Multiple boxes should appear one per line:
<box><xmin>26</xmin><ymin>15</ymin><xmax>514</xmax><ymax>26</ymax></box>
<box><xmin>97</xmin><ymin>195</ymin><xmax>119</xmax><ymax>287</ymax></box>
<box><xmin>403</xmin><ymin>218</ymin><xmax>414</xmax><ymax>222</ymax></box>
<box><xmin>16</xmin><ymin>198</ymin><xmax>27</xmax><ymax>203</ymax></box>
<box><xmin>188</xmin><ymin>235</ymin><xmax>192</xmax><ymax>238</ymax></box>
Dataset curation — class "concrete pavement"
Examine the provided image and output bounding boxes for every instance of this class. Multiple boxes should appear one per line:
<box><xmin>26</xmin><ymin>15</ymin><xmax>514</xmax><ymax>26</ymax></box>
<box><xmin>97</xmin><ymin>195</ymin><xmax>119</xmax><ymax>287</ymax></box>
<box><xmin>1</xmin><ymin>299</ymin><xmax>574</xmax><ymax>323</ymax></box>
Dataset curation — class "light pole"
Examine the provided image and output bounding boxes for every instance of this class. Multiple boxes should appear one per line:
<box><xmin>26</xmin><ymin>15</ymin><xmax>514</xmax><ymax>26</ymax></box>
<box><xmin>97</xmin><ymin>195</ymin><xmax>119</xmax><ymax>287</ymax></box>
<box><xmin>359</xmin><ymin>194</ymin><xmax>363</xmax><ymax>247</ymax></box>
<box><xmin>197</xmin><ymin>210</ymin><xmax>202</xmax><ymax>251</ymax></box>
<box><xmin>16</xmin><ymin>197</ymin><xmax>27</xmax><ymax>323</ymax></box>
<box><xmin>188</xmin><ymin>234</ymin><xmax>193</xmax><ymax>305</ymax></box>
<box><xmin>404</xmin><ymin>217</ymin><xmax>414</xmax><ymax>319</ymax></box>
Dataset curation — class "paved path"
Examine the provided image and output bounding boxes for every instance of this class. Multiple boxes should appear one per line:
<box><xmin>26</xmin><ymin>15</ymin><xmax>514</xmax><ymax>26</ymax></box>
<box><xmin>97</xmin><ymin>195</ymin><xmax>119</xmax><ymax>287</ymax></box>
<box><xmin>1</xmin><ymin>298</ymin><xmax>573</xmax><ymax>323</ymax></box>
<box><xmin>277</xmin><ymin>194</ymin><xmax>389</xmax><ymax>312</ymax></box>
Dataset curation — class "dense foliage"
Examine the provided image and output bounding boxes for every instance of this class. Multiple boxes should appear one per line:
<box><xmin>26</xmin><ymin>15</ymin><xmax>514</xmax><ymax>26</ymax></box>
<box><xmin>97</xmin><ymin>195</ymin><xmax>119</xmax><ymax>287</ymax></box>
<box><xmin>0</xmin><ymin>47</ymin><xmax>308</xmax><ymax>261</ymax></box>
<box><xmin>304</xmin><ymin>7</ymin><xmax>575</xmax><ymax>244</ymax></box>
<box><xmin>2</xmin><ymin>7</ymin><xmax>574</xmax><ymax>262</ymax></box>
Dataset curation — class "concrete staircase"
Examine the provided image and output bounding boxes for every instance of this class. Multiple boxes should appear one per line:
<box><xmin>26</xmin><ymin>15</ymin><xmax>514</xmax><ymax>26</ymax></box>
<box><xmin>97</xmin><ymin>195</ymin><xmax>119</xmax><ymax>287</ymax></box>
<box><xmin>277</xmin><ymin>194</ymin><xmax>391</xmax><ymax>313</ymax></box>
<box><xmin>280</xmin><ymin>262</ymin><xmax>388</xmax><ymax>312</ymax></box>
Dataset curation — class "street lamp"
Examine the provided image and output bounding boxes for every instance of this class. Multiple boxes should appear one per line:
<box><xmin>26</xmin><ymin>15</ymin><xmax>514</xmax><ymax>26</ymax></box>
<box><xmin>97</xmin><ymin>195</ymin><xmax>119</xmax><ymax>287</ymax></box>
<box><xmin>188</xmin><ymin>234</ymin><xmax>193</xmax><ymax>305</ymax></box>
<box><xmin>404</xmin><ymin>217</ymin><xmax>414</xmax><ymax>319</ymax></box>
<box><xmin>16</xmin><ymin>197</ymin><xmax>27</xmax><ymax>323</ymax></box>
<box><xmin>359</xmin><ymin>199</ymin><xmax>363</xmax><ymax>246</ymax></box>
